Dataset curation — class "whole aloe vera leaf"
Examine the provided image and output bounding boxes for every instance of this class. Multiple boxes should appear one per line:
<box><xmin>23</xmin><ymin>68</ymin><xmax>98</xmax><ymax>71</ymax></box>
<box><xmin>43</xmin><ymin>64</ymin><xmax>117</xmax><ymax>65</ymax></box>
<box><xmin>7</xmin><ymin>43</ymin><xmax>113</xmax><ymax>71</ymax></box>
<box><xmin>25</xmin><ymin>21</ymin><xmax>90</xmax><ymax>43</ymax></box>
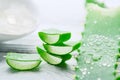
<box><xmin>75</xmin><ymin>3</ymin><xmax>120</xmax><ymax>80</ymax></box>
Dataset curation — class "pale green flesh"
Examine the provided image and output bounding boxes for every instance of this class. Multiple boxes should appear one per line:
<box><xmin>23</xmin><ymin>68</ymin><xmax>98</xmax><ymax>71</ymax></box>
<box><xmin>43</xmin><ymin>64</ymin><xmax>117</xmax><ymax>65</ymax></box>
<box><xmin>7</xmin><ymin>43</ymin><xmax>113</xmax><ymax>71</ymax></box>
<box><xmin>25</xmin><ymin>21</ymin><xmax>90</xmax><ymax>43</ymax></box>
<box><xmin>75</xmin><ymin>3</ymin><xmax>120</xmax><ymax>80</ymax></box>
<box><xmin>6</xmin><ymin>59</ymin><xmax>41</xmax><ymax>70</ymax></box>
<box><xmin>6</xmin><ymin>53</ymin><xmax>41</xmax><ymax>61</ymax></box>
<box><xmin>37</xmin><ymin>47</ymin><xmax>62</xmax><ymax>65</ymax></box>
<box><xmin>43</xmin><ymin>42</ymin><xmax>80</xmax><ymax>55</ymax></box>
<box><xmin>38</xmin><ymin>29</ymin><xmax>71</xmax><ymax>44</ymax></box>
<box><xmin>6</xmin><ymin>53</ymin><xmax>42</xmax><ymax>70</ymax></box>
<box><xmin>43</xmin><ymin>44</ymin><xmax>72</xmax><ymax>55</ymax></box>
<box><xmin>39</xmin><ymin>32</ymin><xmax>60</xmax><ymax>44</ymax></box>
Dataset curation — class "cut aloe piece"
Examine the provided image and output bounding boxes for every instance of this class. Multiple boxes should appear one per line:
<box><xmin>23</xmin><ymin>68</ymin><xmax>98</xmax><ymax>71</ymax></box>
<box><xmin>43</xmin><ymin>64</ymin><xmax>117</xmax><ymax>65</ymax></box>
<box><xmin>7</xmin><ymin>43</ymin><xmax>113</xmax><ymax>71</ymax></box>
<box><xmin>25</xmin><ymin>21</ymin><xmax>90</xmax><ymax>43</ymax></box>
<box><xmin>36</xmin><ymin>47</ymin><xmax>62</xmax><ymax>65</ymax></box>
<box><xmin>38</xmin><ymin>29</ymin><xmax>71</xmax><ymax>44</ymax></box>
<box><xmin>75</xmin><ymin>3</ymin><xmax>120</xmax><ymax>80</ymax></box>
<box><xmin>6</xmin><ymin>53</ymin><xmax>42</xmax><ymax>71</ymax></box>
<box><xmin>43</xmin><ymin>42</ymin><xmax>81</xmax><ymax>55</ymax></box>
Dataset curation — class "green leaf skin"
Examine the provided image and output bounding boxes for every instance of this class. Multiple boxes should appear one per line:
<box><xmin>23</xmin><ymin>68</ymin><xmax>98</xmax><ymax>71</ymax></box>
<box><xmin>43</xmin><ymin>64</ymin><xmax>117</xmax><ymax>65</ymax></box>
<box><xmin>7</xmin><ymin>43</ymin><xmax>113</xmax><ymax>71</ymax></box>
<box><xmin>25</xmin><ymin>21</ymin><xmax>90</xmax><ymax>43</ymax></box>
<box><xmin>38</xmin><ymin>29</ymin><xmax>71</xmax><ymax>45</ymax></box>
<box><xmin>75</xmin><ymin>3</ymin><xmax>120</xmax><ymax>80</ymax></box>
<box><xmin>86</xmin><ymin>0</ymin><xmax>106</xmax><ymax>7</ymax></box>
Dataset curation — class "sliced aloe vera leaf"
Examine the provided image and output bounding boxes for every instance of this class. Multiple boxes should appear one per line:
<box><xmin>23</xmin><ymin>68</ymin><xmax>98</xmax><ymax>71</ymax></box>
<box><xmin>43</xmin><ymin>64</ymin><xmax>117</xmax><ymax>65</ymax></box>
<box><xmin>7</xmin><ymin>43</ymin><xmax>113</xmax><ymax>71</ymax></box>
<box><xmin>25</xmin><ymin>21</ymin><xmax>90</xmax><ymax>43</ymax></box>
<box><xmin>6</xmin><ymin>53</ymin><xmax>42</xmax><ymax>71</ymax></box>
<box><xmin>43</xmin><ymin>42</ymin><xmax>81</xmax><ymax>55</ymax></box>
<box><xmin>75</xmin><ymin>3</ymin><xmax>120</xmax><ymax>80</ymax></box>
<box><xmin>36</xmin><ymin>47</ymin><xmax>62</xmax><ymax>65</ymax></box>
<box><xmin>38</xmin><ymin>29</ymin><xmax>71</xmax><ymax>44</ymax></box>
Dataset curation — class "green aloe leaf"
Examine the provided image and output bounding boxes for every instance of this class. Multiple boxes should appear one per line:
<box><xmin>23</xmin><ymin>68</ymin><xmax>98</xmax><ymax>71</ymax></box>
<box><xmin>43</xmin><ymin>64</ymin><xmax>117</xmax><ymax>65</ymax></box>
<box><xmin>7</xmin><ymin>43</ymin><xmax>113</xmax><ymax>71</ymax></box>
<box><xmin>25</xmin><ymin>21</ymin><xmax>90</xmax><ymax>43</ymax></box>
<box><xmin>75</xmin><ymin>2</ymin><xmax>120</xmax><ymax>80</ymax></box>
<box><xmin>86</xmin><ymin>0</ymin><xmax>106</xmax><ymax>7</ymax></box>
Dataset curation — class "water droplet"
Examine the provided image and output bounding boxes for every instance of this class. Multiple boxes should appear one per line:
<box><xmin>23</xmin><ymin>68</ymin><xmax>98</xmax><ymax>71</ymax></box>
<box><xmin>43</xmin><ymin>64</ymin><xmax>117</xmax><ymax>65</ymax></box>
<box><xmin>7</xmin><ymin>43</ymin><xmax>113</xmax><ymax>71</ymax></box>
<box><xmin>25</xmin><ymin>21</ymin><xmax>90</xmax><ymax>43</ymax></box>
<box><xmin>80</xmin><ymin>77</ymin><xmax>83</xmax><ymax>79</ymax></box>
<box><xmin>107</xmin><ymin>64</ymin><xmax>111</xmax><ymax>67</ymax></box>
<box><xmin>102</xmin><ymin>63</ymin><xmax>107</xmax><ymax>66</ymax></box>
<box><xmin>91</xmin><ymin>63</ymin><xmax>94</xmax><ymax>65</ymax></box>
<box><xmin>88</xmin><ymin>72</ymin><xmax>90</xmax><ymax>74</ymax></box>
<box><xmin>90</xmin><ymin>67</ymin><xmax>93</xmax><ymax>69</ymax></box>
<box><xmin>80</xmin><ymin>75</ymin><xmax>85</xmax><ymax>79</ymax></box>
<box><xmin>80</xmin><ymin>68</ymin><xmax>88</xmax><ymax>75</ymax></box>
<box><xmin>86</xmin><ymin>60</ymin><xmax>91</xmax><ymax>64</ymax></box>
<box><xmin>82</xmin><ymin>71</ymin><xmax>87</xmax><ymax>75</ymax></box>
<box><xmin>97</xmin><ymin>78</ymin><xmax>101</xmax><ymax>80</ymax></box>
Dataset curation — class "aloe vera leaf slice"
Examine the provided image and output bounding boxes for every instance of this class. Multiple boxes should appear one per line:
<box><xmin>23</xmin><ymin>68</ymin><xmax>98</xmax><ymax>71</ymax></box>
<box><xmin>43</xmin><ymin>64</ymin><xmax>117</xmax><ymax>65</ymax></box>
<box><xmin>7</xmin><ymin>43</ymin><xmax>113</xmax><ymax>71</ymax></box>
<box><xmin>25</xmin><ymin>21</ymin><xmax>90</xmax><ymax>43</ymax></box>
<box><xmin>6</xmin><ymin>53</ymin><xmax>42</xmax><ymax>71</ymax></box>
<box><xmin>43</xmin><ymin>42</ymin><xmax>80</xmax><ymax>55</ymax></box>
<box><xmin>36</xmin><ymin>47</ymin><xmax>63</xmax><ymax>65</ymax></box>
<box><xmin>38</xmin><ymin>29</ymin><xmax>71</xmax><ymax>44</ymax></box>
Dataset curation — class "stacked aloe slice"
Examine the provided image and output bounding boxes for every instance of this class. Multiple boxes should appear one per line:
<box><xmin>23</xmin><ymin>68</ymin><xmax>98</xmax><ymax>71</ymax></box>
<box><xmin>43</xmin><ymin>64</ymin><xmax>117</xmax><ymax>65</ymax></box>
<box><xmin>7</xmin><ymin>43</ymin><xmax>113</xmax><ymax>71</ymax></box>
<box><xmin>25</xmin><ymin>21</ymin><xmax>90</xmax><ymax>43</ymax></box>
<box><xmin>75</xmin><ymin>0</ymin><xmax>120</xmax><ymax>80</ymax></box>
<box><xmin>37</xmin><ymin>29</ymin><xmax>81</xmax><ymax>65</ymax></box>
